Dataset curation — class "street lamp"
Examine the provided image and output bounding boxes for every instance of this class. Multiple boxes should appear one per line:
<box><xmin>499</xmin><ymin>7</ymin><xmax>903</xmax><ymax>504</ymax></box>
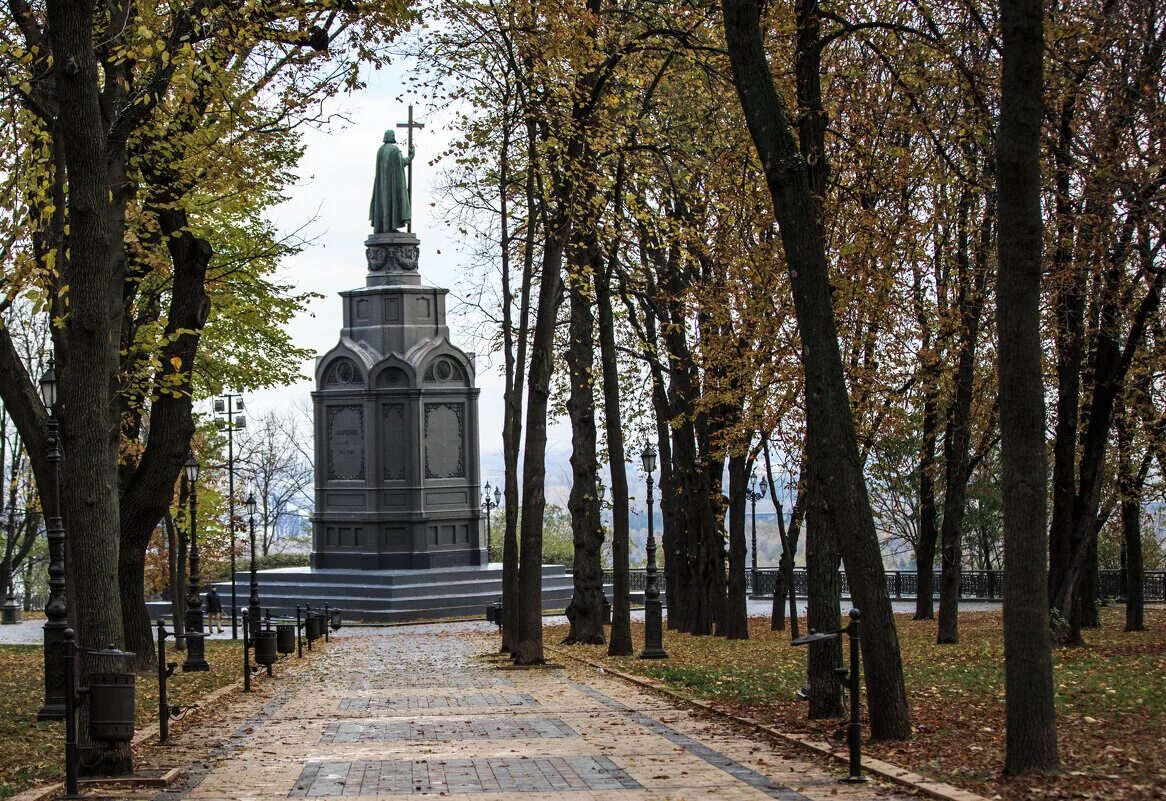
<box><xmin>36</xmin><ymin>358</ymin><xmax>68</xmax><ymax>720</ymax></box>
<box><xmin>213</xmin><ymin>394</ymin><xmax>245</xmax><ymax>638</ymax></box>
<box><xmin>746</xmin><ymin>472</ymin><xmax>767</xmax><ymax>597</ymax></box>
<box><xmin>482</xmin><ymin>481</ymin><xmax>496</xmax><ymax>560</ymax></box>
<box><xmin>246</xmin><ymin>492</ymin><xmax>261</xmax><ymax>630</ymax></box>
<box><xmin>640</xmin><ymin>444</ymin><xmax>667</xmax><ymax>659</ymax></box>
<box><xmin>183</xmin><ymin>454</ymin><xmax>209</xmax><ymax>672</ymax></box>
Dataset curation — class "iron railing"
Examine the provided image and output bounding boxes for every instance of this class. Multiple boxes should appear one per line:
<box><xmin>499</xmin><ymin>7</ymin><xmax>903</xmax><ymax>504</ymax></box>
<box><xmin>601</xmin><ymin>568</ymin><xmax>1166</xmax><ymax>602</ymax></box>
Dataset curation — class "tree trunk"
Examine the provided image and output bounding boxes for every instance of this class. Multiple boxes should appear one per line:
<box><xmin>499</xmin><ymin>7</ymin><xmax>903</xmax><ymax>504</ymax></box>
<box><xmin>912</xmin><ymin>245</ymin><xmax>941</xmax><ymax>622</ymax></box>
<box><xmin>722</xmin><ymin>0</ymin><xmax>910</xmax><ymax>740</ymax></box>
<box><xmin>1115</xmin><ymin>402</ymin><xmax>1146</xmax><ymax>633</ymax></box>
<box><xmin>724</xmin><ymin>452</ymin><xmax>749</xmax><ymax>639</ymax></box>
<box><xmin>563</xmin><ymin>279</ymin><xmax>604</xmax><ymax>645</ymax></box>
<box><xmin>937</xmin><ymin>196</ymin><xmax>991</xmax><ymax>645</ymax></box>
<box><xmin>46</xmin><ymin>0</ymin><xmax>133</xmax><ymax>773</ymax></box>
<box><xmin>165</xmin><ymin>509</ymin><xmax>187</xmax><ymax>650</ymax></box>
<box><xmin>500</xmin><ymin>112</ymin><xmax>535</xmax><ymax>655</ymax></box>
<box><xmin>996</xmin><ymin>0</ymin><xmax>1059</xmax><ymax>772</ymax></box>
<box><xmin>596</xmin><ymin>263</ymin><xmax>633</xmax><ymax>656</ymax></box>
<box><xmin>805</xmin><ymin>453</ymin><xmax>843</xmax><ymax>718</ymax></box>
<box><xmin>117</xmin><ymin>195</ymin><xmax>211</xmax><ymax>669</ymax></box>
<box><xmin>514</xmin><ymin>222</ymin><xmax>565</xmax><ymax>664</ymax></box>
<box><xmin>914</xmin><ymin>370</ymin><xmax>939</xmax><ymax>621</ymax></box>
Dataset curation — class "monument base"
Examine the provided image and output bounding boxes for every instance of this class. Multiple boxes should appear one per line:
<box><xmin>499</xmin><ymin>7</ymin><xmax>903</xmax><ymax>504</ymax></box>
<box><xmin>201</xmin><ymin>564</ymin><xmax>574</xmax><ymax>623</ymax></box>
<box><xmin>310</xmin><ymin>547</ymin><xmax>486</xmax><ymax>571</ymax></box>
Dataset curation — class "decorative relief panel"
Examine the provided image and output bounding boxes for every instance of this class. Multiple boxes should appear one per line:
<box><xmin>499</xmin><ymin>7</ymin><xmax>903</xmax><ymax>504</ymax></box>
<box><xmin>327</xmin><ymin>405</ymin><xmax>365</xmax><ymax>481</ymax></box>
<box><xmin>382</xmin><ymin>402</ymin><xmax>406</xmax><ymax>480</ymax></box>
<box><xmin>377</xmin><ymin>367</ymin><xmax>408</xmax><ymax>388</ymax></box>
<box><xmin>325</xmin><ymin>359</ymin><xmax>360</xmax><ymax>387</ymax></box>
<box><xmin>424</xmin><ymin>402</ymin><xmax>465</xmax><ymax>479</ymax></box>
<box><xmin>423</xmin><ymin>358</ymin><xmax>466</xmax><ymax>384</ymax></box>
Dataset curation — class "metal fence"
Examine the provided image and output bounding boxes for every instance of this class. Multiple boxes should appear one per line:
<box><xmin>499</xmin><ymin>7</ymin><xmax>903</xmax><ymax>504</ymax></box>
<box><xmin>602</xmin><ymin>568</ymin><xmax>1166</xmax><ymax>602</ymax></box>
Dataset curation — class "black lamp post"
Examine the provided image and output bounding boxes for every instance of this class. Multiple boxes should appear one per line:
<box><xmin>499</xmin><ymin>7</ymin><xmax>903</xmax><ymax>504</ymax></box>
<box><xmin>37</xmin><ymin>358</ymin><xmax>68</xmax><ymax>720</ymax></box>
<box><xmin>246</xmin><ymin>492</ymin><xmax>261</xmax><ymax>630</ymax></box>
<box><xmin>213</xmin><ymin>394</ymin><xmax>245</xmax><ymax>639</ymax></box>
<box><xmin>640</xmin><ymin>444</ymin><xmax>667</xmax><ymax>659</ymax></box>
<box><xmin>596</xmin><ymin>474</ymin><xmax>607</xmax><ymax>546</ymax></box>
<box><xmin>745</xmin><ymin>471</ymin><xmax>767</xmax><ymax>597</ymax></box>
<box><xmin>183</xmin><ymin>454</ymin><xmax>209</xmax><ymax>671</ymax></box>
<box><xmin>482</xmin><ymin>481</ymin><xmax>496</xmax><ymax>560</ymax></box>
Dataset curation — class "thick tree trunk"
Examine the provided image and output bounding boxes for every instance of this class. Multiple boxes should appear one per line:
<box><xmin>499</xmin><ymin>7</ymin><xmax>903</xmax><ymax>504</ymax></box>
<box><xmin>805</xmin><ymin>454</ymin><xmax>843</xmax><ymax>718</ymax></box>
<box><xmin>723</xmin><ymin>0</ymin><xmax>910</xmax><ymax>740</ymax></box>
<box><xmin>117</xmin><ymin>197</ymin><xmax>211</xmax><ymax>669</ymax></box>
<box><xmin>1122</xmin><ymin>497</ymin><xmax>1144</xmax><ymax>632</ymax></box>
<box><xmin>596</xmin><ymin>265</ymin><xmax>633</xmax><ymax>656</ymax></box>
<box><xmin>46</xmin><ymin>0</ymin><xmax>134</xmax><ymax>773</ymax></box>
<box><xmin>724</xmin><ymin>452</ymin><xmax>749</xmax><ymax>639</ymax></box>
<box><xmin>996</xmin><ymin>0</ymin><xmax>1059</xmax><ymax>773</ymax></box>
<box><xmin>563</xmin><ymin>279</ymin><xmax>604</xmax><ymax>645</ymax></box>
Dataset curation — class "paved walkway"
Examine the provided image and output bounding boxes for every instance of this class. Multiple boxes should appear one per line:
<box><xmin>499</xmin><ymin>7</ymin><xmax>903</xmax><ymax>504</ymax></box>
<box><xmin>135</xmin><ymin>622</ymin><xmax>911</xmax><ymax>801</ymax></box>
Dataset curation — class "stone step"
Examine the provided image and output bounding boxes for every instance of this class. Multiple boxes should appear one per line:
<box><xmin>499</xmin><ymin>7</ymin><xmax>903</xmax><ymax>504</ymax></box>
<box><xmin>150</xmin><ymin>564</ymin><xmax>577</xmax><ymax>623</ymax></box>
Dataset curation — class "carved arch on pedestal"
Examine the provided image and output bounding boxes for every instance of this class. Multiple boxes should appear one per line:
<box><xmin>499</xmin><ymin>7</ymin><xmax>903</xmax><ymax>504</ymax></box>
<box><xmin>372</xmin><ymin>356</ymin><xmax>416</xmax><ymax>389</ymax></box>
<box><xmin>419</xmin><ymin>350</ymin><xmax>473</xmax><ymax>388</ymax></box>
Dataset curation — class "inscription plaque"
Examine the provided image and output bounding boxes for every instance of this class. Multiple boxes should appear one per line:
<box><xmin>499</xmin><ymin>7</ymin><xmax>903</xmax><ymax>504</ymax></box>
<box><xmin>424</xmin><ymin>402</ymin><xmax>464</xmax><ymax>479</ymax></box>
<box><xmin>382</xmin><ymin>403</ymin><xmax>406</xmax><ymax>480</ymax></box>
<box><xmin>327</xmin><ymin>405</ymin><xmax>365</xmax><ymax>481</ymax></box>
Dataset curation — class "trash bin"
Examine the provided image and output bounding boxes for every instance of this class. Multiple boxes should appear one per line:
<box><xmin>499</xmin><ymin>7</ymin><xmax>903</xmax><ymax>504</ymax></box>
<box><xmin>87</xmin><ymin>645</ymin><xmax>137</xmax><ymax>743</ymax></box>
<box><xmin>276</xmin><ymin>623</ymin><xmax>296</xmax><ymax>654</ymax></box>
<box><xmin>254</xmin><ymin>630</ymin><xmax>278</xmax><ymax>666</ymax></box>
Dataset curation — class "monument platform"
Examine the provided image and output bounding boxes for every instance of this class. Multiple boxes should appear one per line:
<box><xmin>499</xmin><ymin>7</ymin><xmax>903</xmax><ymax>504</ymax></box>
<box><xmin>202</xmin><ymin>564</ymin><xmax>574</xmax><ymax>623</ymax></box>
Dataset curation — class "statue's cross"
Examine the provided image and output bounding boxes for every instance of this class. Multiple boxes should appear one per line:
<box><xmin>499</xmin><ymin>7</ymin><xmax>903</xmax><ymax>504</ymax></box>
<box><xmin>397</xmin><ymin>105</ymin><xmax>425</xmax><ymax>233</ymax></box>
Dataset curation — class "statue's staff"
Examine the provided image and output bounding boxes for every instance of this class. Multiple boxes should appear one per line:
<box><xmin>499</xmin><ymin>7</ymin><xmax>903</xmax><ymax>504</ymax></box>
<box><xmin>397</xmin><ymin>106</ymin><xmax>425</xmax><ymax>233</ymax></box>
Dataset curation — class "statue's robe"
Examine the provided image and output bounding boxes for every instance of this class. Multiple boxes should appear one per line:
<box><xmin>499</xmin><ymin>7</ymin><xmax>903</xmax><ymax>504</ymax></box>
<box><xmin>370</xmin><ymin>142</ymin><xmax>412</xmax><ymax>233</ymax></box>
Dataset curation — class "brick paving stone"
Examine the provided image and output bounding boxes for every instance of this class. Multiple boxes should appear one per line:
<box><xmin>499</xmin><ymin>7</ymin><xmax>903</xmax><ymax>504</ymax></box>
<box><xmin>322</xmin><ymin>718</ymin><xmax>577</xmax><ymax>742</ymax></box>
<box><xmin>348</xmin><ymin>675</ymin><xmax>515</xmax><ymax>691</ymax></box>
<box><xmin>337</xmin><ymin>692</ymin><xmax>539</xmax><ymax>711</ymax></box>
<box><xmin>145</xmin><ymin>621</ymin><xmax>917</xmax><ymax>801</ymax></box>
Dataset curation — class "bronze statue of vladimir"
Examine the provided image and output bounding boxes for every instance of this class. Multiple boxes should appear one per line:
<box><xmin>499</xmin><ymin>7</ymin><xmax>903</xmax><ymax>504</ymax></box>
<box><xmin>370</xmin><ymin>129</ymin><xmax>414</xmax><ymax>233</ymax></box>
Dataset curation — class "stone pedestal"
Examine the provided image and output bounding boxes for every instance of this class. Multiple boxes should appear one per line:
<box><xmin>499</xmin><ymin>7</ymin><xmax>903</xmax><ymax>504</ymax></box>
<box><xmin>311</xmin><ymin>234</ymin><xmax>484</xmax><ymax>570</ymax></box>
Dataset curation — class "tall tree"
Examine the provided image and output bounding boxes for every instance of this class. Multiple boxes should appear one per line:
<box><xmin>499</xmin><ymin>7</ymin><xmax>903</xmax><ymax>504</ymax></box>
<box><xmin>722</xmin><ymin>0</ymin><xmax>910</xmax><ymax>739</ymax></box>
<box><xmin>995</xmin><ymin>0</ymin><xmax>1059</xmax><ymax>774</ymax></box>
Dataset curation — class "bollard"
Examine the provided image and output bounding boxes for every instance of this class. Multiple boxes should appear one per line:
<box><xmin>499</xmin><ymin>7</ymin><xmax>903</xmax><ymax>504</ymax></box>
<box><xmin>243</xmin><ymin>616</ymin><xmax>253</xmax><ymax>693</ymax></box>
<box><xmin>62</xmin><ymin>629</ymin><xmax>78</xmax><ymax>797</ymax></box>
<box><xmin>157</xmin><ymin>620</ymin><xmax>176</xmax><ymax>743</ymax></box>
<box><xmin>296</xmin><ymin>605</ymin><xmax>304</xmax><ymax>658</ymax></box>
<box><xmin>841</xmin><ymin>610</ymin><xmax>865</xmax><ymax>783</ymax></box>
<box><xmin>792</xmin><ymin>608</ymin><xmax>866</xmax><ymax>783</ymax></box>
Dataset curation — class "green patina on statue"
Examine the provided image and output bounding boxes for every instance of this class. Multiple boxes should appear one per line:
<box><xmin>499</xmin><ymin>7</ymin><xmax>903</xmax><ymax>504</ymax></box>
<box><xmin>370</xmin><ymin>129</ymin><xmax>414</xmax><ymax>233</ymax></box>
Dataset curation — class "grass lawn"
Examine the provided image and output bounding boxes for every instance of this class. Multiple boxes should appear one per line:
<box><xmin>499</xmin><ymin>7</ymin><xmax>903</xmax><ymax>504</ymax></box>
<box><xmin>0</xmin><ymin>639</ymin><xmax>245</xmax><ymax>799</ymax></box>
<box><xmin>548</xmin><ymin>605</ymin><xmax>1166</xmax><ymax>801</ymax></box>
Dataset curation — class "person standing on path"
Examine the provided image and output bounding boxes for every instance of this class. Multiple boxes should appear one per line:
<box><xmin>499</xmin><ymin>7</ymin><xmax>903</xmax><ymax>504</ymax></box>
<box><xmin>206</xmin><ymin>585</ymin><xmax>224</xmax><ymax>633</ymax></box>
